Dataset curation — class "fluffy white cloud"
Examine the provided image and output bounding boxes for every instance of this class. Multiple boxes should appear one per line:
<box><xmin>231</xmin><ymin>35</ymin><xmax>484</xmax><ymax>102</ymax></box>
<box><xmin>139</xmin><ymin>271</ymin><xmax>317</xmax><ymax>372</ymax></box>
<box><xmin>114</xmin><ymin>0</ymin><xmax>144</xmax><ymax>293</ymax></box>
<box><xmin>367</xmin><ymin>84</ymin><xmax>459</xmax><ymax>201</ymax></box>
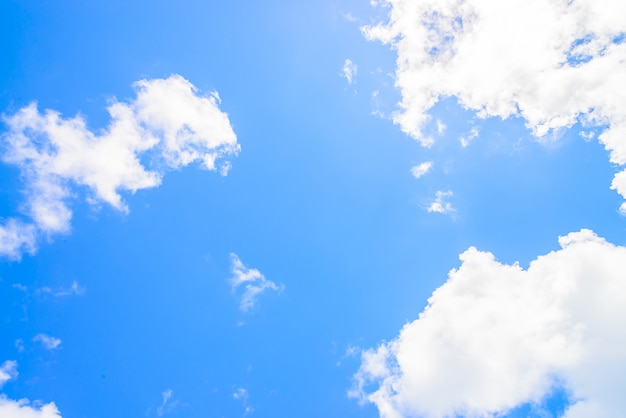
<box><xmin>427</xmin><ymin>190</ymin><xmax>454</xmax><ymax>214</ymax></box>
<box><xmin>363</xmin><ymin>0</ymin><xmax>626</xmax><ymax>210</ymax></box>
<box><xmin>33</xmin><ymin>334</ymin><xmax>62</xmax><ymax>350</ymax></box>
<box><xmin>229</xmin><ymin>253</ymin><xmax>283</xmax><ymax>312</ymax></box>
<box><xmin>351</xmin><ymin>229</ymin><xmax>626</xmax><ymax>418</ymax></box>
<box><xmin>0</xmin><ymin>75</ymin><xmax>239</xmax><ymax>259</ymax></box>
<box><xmin>410</xmin><ymin>162</ymin><xmax>433</xmax><ymax>179</ymax></box>
<box><xmin>342</xmin><ymin>59</ymin><xmax>358</xmax><ymax>85</ymax></box>
<box><xmin>0</xmin><ymin>396</ymin><xmax>62</xmax><ymax>418</ymax></box>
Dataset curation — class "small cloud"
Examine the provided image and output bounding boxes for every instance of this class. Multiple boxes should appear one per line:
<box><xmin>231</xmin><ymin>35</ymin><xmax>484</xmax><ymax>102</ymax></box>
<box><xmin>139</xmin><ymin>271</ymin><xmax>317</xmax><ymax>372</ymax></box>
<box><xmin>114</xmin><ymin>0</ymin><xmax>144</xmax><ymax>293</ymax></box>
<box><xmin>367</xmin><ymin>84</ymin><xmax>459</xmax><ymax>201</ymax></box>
<box><xmin>232</xmin><ymin>388</ymin><xmax>248</xmax><ymax>402</ymax></box>
<box><xmin>219</xmin><ymin>161</ymin><xmax>233</xmax><ymax>176</ymax></box>
<box><xmin>579</xmin><ymin>130</ymin><xmax>596</xmax><ymax>141</ymax></box>
<box><xmin>370</xmin><ymin>90</ymin><xmax>386</xmax><ymax>118</ymax></box>
<box><xmin>33</xmin><ymin>334</ymin><xmax>61</xmax><ymax>350</ymax></box>
<box><xmin>436</xmin><ymin>120</ymin><xmax>446</xmax><ymax>136</ymax></box>
<box><xmin>14</xmin><ymin>339</ymin><xmax>24</xmax><ymax>353</ymax></box>
<box><xmin>0</xmin><ymin>360</ymin><xmax>18</xmax><ymax>387</ymax></box>
<box><xmin>345</xmin><ymin>346</ymin><xmax>360</xmax><ymax>358</ymax></box>
<box><xmin>460</xmin><ymin>127</ymin><xmax>479</xmax><ymax>147</ymax></box>
<box><xmin>37</xmin><ymin>281</ymin><xmax>85</xmax><ymax>297</ymax></box>
<box><xmin>341</xmin><ymin>59</ymin><xmax>358</xmax><ymax>85</ymax></box>
<box><xmin>427</xmin><ymin>190</ymin><xmax>455</xmax><ymax>215</ymax></box>
<box><xmin>156</xmin><ymin>388</ymin><xmax>179</xmax><ymax>417</ymax></box>
<box><xmin>229</xmin><ymin>254</ymin><xmax>284</xmax><ymax>312</ymax></box>
<box><xmin>12</xmin><ymin>283</ymin><xmax>27</xmax><ymax>292</ymax></box>
<box><xmin>233</xmin><ymin>388</ymin><xmax>254</xmax><ymax>416</ymax></box>
<box><xmin>410</xmin><ymin>162</ymin><xmax>433</xmax><ymax>179</ymax></box>
<box><xmin>344</xmin><ymin>13</ymin><xmax>360</xmax><ymax>23</ymax></box>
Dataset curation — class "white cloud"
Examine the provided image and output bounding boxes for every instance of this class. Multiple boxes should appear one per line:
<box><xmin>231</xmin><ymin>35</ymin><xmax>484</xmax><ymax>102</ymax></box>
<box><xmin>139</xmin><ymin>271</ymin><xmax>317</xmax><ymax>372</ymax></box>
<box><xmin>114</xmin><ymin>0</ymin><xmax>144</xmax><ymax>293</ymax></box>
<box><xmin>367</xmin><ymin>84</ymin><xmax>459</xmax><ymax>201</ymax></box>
<box><xmin>410</xmin><ymin>162</ymin><xmax>433</xmax><ymax>179</ymax></box>
<box><xmin>229</xmin><ymin>253</ymin><xmax>283</xmax><ymax>312</ymax></box>
<box><xmin>352</xmin><ymin>229</ymin><xmax>626</xmax><ymax>418</ymax></box>
<box><xmin>363</xmin><ymin>0</ymin><xmax>626</xmax><ymax>210</ymax></box>
<box><xmin>33</xmin><ymin>334</ymin><xmax>61</xmax><ymax>350</ymax></box>
<box><xmin>0</xmin><ymin>360</ymin><xmax>18</xmax><ymax>387</ymax></box>
<box><xmin>0</xmin><ymin>74</ymin><xmax>239</xmax><ymax>259</ymax></box>
<box><xmin>427</xmin><ymin>190</ymin><xmax>455</xmax><ymax>214</ymax></box>
<box><xmin>341</xmin><ymin>59</ymin><xmax>358</xmax><ymax>85</ymax></box>
<box><xmin>0</xmin><ymin>396</ymin><xmax>62</xmax><ymax>418</ymax></box>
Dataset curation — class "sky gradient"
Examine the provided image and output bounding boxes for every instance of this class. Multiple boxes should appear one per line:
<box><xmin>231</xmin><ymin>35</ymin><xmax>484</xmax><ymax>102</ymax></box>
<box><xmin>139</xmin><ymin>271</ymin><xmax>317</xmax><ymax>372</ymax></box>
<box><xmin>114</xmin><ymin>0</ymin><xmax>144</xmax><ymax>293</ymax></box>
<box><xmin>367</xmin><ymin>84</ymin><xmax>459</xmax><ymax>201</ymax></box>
<box><xmin>1</xmin><ymin>1</ymin><xmax>626</xmax><ymax>417</ymax></box>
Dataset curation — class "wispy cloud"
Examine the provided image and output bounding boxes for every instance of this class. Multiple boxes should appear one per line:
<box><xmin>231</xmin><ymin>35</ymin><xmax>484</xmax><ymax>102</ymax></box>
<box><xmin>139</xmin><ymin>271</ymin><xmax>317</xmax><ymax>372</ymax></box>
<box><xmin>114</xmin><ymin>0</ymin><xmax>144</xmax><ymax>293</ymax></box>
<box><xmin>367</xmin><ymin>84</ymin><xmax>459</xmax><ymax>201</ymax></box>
<box><xmin>436</xmin><ymin>119</ymin><xmax>446</xmax><ymax>136</ymax></box>
<box><xmin>0</xmin><ymin>75</ymin><xmax>239</xmax><ymax>259</ymax></box>
<box><xmin>233</xmin><ymin>388</ymin><xmax>254</xmax><ymax>416</ymax></box>
<box><xmin>344</xmin><ymin>13</ymin><xmax>360</xmax><ymax>23</ymax></box>
<box><xmin>156</xmin><ymin>388</ymin><xmax>179</xmax><ymax>417</ymax></box>
<box><xmin>37</xmin><ymin>281</ymin><xmax>85</xmax><ymax>297</ymax></box>
<box><xmin>341</xmin><ymin>59</ymin><xmax>358</xmax><ymax>85</ymax></box>
<box><xmin>460</xmin><ymin>127</ymin><xmax>480</xmax><ymax>148</ymax></box>
<box><xmin>33</xmin><ymin>334</ymin><xmax>62</xmax><ymax>350</ymax></box>
<box><xmin>229</xmin><ymin>254</ymin><xmax>283</xmax><ymax>312</ymax></box>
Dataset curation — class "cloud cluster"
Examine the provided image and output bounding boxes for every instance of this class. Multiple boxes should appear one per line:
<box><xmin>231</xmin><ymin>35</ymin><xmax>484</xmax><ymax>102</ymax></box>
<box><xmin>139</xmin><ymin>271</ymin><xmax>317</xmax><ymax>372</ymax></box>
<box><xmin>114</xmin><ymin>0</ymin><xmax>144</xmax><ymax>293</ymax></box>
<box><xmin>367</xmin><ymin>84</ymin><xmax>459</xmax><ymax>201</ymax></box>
<box><xmin>229</xmin><ymin>253</ymin><xmax>283</xmax><ymax>312</ymax></box>
<box><xmin>0</xmin><ymin>361</ymin><xmax>62</xmax><ymax>418</ymax></box>
<box><xmin>363</xmin><ymin>0</ymin><xmax>626</xmax><ymax>210</ymax></box>
<box><xmin>0</xmin><ymin>75</ymin><xmax>239</xmax><ymax>259</ymax></box>
<box><xmin>351</xmin><ymin>230</ymin><xmax>626</xmax><ymax>418</ymax></box>
<box><xmin>427</xmin><ymin>190</ymin><xmax>454</xmax><ymax>215</ymax></box>
<box><xmin>0</xmin><ymin>396</ymin><xmax>62</xmax><ymax>418</ymax></box>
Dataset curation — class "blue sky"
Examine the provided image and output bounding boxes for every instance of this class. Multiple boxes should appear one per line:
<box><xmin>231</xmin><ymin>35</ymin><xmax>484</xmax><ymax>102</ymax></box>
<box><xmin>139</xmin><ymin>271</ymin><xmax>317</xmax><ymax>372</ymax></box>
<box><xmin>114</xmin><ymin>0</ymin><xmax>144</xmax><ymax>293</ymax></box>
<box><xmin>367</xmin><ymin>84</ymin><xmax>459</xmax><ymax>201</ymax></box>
<box><xmin>1</xmin><ymin>1</ymin><xmax>626</xmax><ymax>417</ymax></box>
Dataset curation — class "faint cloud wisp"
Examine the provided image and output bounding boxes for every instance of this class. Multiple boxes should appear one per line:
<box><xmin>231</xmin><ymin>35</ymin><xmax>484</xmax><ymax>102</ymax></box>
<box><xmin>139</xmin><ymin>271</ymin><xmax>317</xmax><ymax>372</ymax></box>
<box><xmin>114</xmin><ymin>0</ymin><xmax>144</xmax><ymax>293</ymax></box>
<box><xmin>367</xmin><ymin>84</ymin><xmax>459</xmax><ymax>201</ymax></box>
<box><xmin>229</xmin><ymin>253</ymin><xmax>283</xmax><ymax>312</ymax></box>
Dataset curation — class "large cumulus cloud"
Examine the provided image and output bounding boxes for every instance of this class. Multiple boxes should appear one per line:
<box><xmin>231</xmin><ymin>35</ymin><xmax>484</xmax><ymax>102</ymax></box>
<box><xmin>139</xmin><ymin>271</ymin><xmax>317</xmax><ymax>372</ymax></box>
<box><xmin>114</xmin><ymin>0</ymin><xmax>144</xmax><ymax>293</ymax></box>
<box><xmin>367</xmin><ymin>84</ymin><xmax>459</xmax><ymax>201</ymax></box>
<box><xmin>352</xmin><ymin>230</ymin><xmax>626</xmax><ymax>417</ymax></box>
